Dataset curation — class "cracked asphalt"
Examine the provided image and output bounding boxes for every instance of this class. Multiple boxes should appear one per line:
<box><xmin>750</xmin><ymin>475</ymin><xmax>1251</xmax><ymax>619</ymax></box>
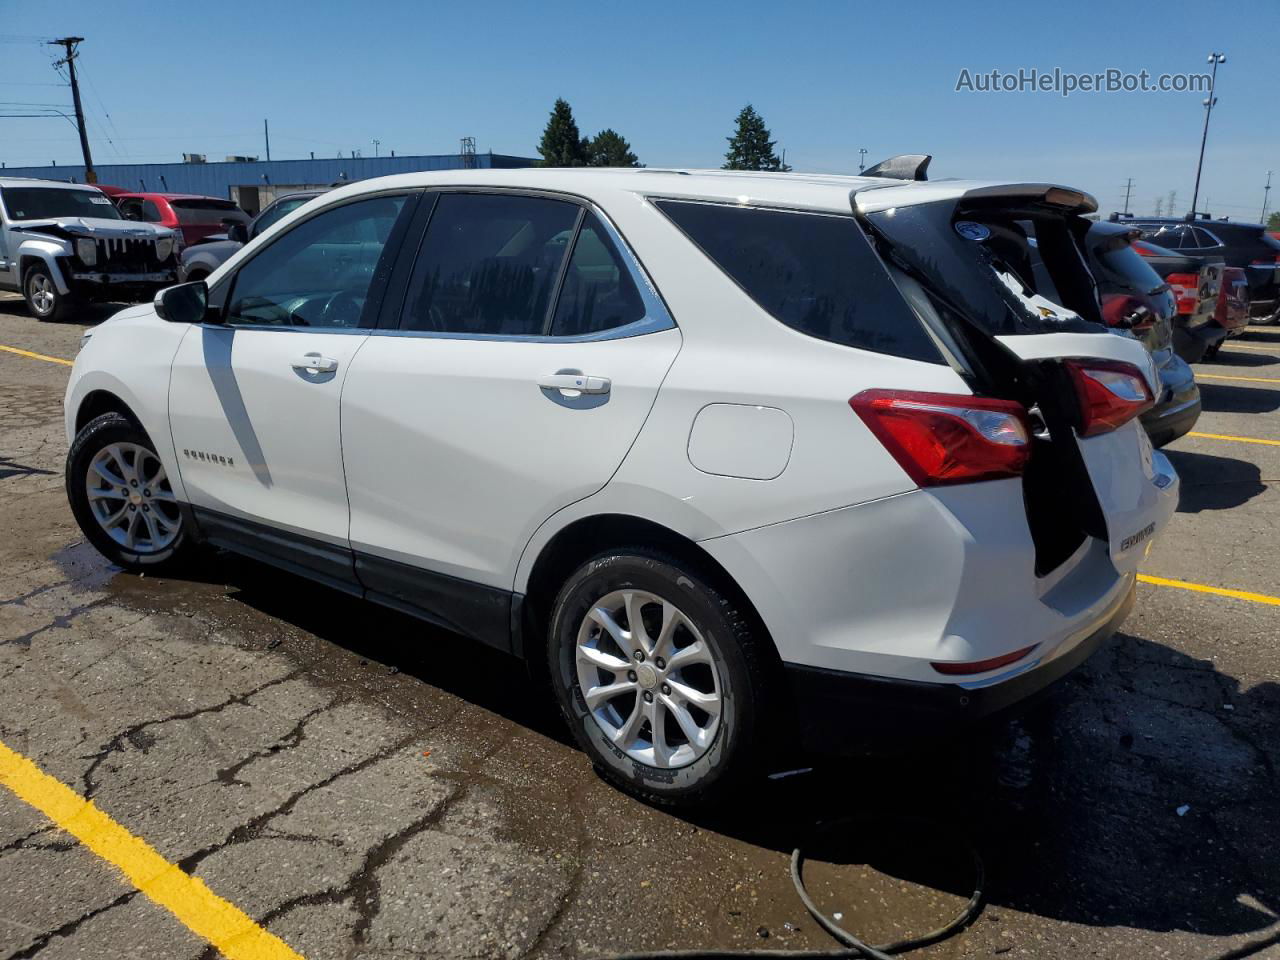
<box><xmin>1</xmin><ymin>294</ymin><xmax>1278</xmax><ymax>960</ymax></box>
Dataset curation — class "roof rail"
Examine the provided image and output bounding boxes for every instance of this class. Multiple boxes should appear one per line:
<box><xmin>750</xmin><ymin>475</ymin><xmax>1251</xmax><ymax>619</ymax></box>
<box><xmin>861</xmin><ymin>154</ymin><xmax>931</xmax><ymax>181</ymax></box>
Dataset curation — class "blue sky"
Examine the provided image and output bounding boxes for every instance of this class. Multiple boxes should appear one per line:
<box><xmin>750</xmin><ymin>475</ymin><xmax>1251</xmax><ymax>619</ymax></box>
<box><xmin>2</xmin><ymin>0</ymin><xmax>1276</xmax><ymax>220</ymax></box>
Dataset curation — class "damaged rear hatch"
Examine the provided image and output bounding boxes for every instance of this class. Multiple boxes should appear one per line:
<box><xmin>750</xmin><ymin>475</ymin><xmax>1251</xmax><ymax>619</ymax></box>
<box><xmin>856</xmin><ymin>183</ymin><xmax>1178</xmax><ymax>579</ymax></box>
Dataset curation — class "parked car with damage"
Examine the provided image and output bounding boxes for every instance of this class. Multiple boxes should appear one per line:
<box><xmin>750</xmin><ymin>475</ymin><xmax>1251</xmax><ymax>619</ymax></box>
<box><xmin>177</xmin><ymin>190</ymin><xmax>326</xmax><ymax>282</ymax></box>
<box><xmin>1130</xmin><ymin>238</ymin><xmax>1224</xmax><ymax>363</ymax></box>
<box><xmin>0</xmin><ymin>178</ymin><xmax>179</xmax><ymax>321</ymax></box>
<box><xmin>64</xmin><ymin>166</ymin><xmax>1178</xmax><ymax>803</ymax></box>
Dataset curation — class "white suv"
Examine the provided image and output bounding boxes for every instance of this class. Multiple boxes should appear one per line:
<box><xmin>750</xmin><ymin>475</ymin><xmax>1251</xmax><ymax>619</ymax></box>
<box><xmin>64</xmin><ymin>168</ymin><xmax>1178</xmax><ymax>803</ymax></box>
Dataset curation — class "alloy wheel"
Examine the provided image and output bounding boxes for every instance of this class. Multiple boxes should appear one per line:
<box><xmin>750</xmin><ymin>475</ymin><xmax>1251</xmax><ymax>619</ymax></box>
<box><xmin>28</xmin><ymin>273</ymin><xmax>55</xmax><ymax>316</ymax></box>
<box><xmin>85</xmin><ymin>443</ymin><xmax>181</xmax><ymax>553</ymax></box>
<box><xmin>575</xmin><ymin>589</ymin><xmax>722</xmax><ymax>769</ymax></box>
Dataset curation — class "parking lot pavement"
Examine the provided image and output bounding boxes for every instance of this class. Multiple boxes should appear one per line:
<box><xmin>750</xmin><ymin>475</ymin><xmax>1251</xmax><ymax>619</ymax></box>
<box><xmin>1</xmin><ymin>295</ymin><xmax>1278</xmax><ymax>960</ymax></box>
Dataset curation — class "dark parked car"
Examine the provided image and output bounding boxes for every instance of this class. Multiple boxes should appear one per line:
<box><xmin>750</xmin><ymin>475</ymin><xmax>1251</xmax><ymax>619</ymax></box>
<box><xmin>115</xmin><ymin>192</ymin><xmax>249</xmax><ymax>249</ymax></box>
<box><xmin>1085</xmin><ymin>224</ymin><xmax>1200</xmax><ymax>446</ymax></box>
<box><xmin>177</xmin><ymin>189</ymin><xmax>326</xmax><ymax>281</ymax></box>
<box><xmin>1029</xmin><ymin>224</ymin><xmax>1200</xmax><ymax>447</ymax></box>
<box><xmin>1130</xmin><ymin>239</ymin><xmax>1224</xmax><ymax>363</ymax></box>
<box><xmin>1112</xmin><ymin>213</ymin><xmax>1280</xmax><ymax>321</ymax></box>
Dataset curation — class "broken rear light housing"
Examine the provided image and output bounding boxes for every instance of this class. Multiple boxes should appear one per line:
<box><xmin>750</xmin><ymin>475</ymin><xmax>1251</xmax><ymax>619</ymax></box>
<box><xmin>1064</xmin><ymin>359</ymin><xmax>1155</xmax><ymax>437</ymax></box>
<box><xmin>849</xmin><ymin>390</ymin><xmax>1031</xmax><ymax>486</ymax></box>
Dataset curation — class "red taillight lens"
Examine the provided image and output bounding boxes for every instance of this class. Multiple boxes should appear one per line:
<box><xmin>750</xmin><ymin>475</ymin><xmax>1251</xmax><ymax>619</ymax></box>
<box><xmin>1251</xmin><ymin>254</ymin><xmax>1280</xmax><ymax>264</ymax></box>
<box><xmin>1165</xmin><ymin>272</ymin><xmax>1200</xmax><ymax>314</ymax></box>
<box><xmin>849</xmin><ymin>390</ymin><xmax>1031</xmax><ymax>486</ymax></box>
<box><xmin>1064</xmin><ymin>359</ymin><xmax>1155</xmax><ymax>437</ymax></box>
<box><xmin>931</xmin><ymin>643</ymin><xmax>1038</xmax><ymax>676</ymax></box>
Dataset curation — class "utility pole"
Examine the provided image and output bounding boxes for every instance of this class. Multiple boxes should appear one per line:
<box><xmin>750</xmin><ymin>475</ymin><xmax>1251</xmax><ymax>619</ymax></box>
<box><xmin>1190</xmin><ymin>52</ymin><xmax>1226</xmax><ymax>218</ymax></box>
<box><xmin>1261</xmin><ymin>170</ymin><xmax>1273</xmax><ymax>224</ymax></box>
<box><xmin>1122</xmin><ymin>178</ymin><xmax>1134</xmax><ymax>215</ymax></box>
<box><xmin>264</xmin><ymin>119</ymin><xmax>271</xmax><ymax>161</ymax></box>
<box><xmin>858</xmin><ymin>148</ymin><xmax>867</xmax><ymax>173</ymax></box>
<box><xmin>49</xmin><ymin>37</ymin><xmax>95</xmax><ymax>184</ymax></box>
<box><xmin>373</xmin><ymin>139</ymin><xmax>380</xmax><ymax>158</ymax></box>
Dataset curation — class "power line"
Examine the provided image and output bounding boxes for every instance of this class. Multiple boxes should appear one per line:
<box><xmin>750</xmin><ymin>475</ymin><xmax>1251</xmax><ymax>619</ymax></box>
<box><xmin>47</xmin><ymin>36</ymin><xmax>96</xmax><ymax>182</ymax></box>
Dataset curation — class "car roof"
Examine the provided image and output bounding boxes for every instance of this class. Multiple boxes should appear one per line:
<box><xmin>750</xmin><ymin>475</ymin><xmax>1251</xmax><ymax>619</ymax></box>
<box><xmin>0</xmin><ymin>177</ymin><xmax>103</xmax><ymax>192</ymax></box>
<box><xmin>115</xmin><ymin>192</ymin><xmax>236</xmax><ymax>202</ymax></box>
<box><xmin>1116</xmin><ymin>214</ymin><xmax>1267</xmax><ymax>232</ymax></box>
<box><xmin>312</xmin><ymin>167</ymin><xmax>1098</xmax><ymax>217</ymax></box>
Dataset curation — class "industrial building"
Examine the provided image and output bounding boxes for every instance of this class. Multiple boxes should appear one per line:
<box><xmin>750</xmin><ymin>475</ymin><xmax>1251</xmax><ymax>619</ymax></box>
<box><xmin>0</xmin><ymin>151</ymin><xmax>539</xmax><ymax>214</ymax></box>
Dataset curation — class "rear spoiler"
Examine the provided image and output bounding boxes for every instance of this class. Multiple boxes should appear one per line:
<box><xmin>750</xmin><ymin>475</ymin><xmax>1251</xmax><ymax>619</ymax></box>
<box><xmin>961</xmin><ymin>184</ymin><xmax>1098</xmax><ymax>214</ymax></box>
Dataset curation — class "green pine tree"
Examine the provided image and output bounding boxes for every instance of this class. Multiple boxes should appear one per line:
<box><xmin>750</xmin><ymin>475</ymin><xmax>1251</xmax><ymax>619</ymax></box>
<box><xmin>585</xmin><ymin>129</ymin><xmax>641</xmax><ymax>167</ymax></box>
<box><xmin>723</xmin><ymin>104</ymin><xmax>789</xmax><ymax>171</ymax></box>
<box><xmin>537</xmin><ymin>98</ymin><xmax>587</xmax><ymax>167</ymax></box>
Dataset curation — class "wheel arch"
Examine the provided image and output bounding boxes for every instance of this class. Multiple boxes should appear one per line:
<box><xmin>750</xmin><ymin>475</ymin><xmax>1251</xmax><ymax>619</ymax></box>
<box><xmin>516</xmin><ymin>512</ymin><xmax>778</xmax><ymax>670</ymax></box>
<box><xmin>17</xmin><ymin>240</ymin><xmax>71</xmax><ymax>294</ymax></box>
<box><xmin>74</xmin><ymin>389</ymin><xmax>144</xmax><ymax>435</ymax></box>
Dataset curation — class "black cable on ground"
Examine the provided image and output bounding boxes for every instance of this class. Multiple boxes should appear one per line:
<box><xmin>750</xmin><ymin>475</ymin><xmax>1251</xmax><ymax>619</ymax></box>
<box><xmin>598</xmin><ymin>816</ymin><xmax>985</xmax><ymax>960</ymax></box>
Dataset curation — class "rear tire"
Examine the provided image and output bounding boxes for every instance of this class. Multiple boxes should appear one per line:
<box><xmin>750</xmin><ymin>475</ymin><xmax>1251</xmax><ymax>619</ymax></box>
<box><xmin>23</xmin><ymin>264</ymin><xmax>76</xmax><ymax>322</ymax></box>
<box><xmin>546</xmin><ymin>548</ymin><xmax>774</xmax><ymax>806</ymax></box>
<box><xmin>66</xmin><ymin>412</ymin><xmax>192</xmax><ymax>572</ymax></box>
<box><xmin>1203</xmin><ymin>341</ymin><xmax>1222</xmax><ymax>361</ymax></box>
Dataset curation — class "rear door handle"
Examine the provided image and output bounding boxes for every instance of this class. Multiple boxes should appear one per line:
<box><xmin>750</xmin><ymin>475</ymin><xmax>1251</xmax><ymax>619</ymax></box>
<box><xmin>291</xmin><ymin>353</ymin><xmax>339</xmax><ymax>374</ymax></box>
<box><xmin>537</xmin><ymin>373</ymin><xmax>611</xmax><ymax>395</ymax></box>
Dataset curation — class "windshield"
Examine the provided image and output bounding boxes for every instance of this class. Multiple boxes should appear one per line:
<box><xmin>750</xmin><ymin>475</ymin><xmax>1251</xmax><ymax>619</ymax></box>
<box><xmin>171</xmin><ymin>198</ymin><xmax>248</xmax><ymax>226</ymax></box>
<box><xmin>1</xmin><ymin>187</ymin><xmax>121</xmax><ymax>221</ymax></box>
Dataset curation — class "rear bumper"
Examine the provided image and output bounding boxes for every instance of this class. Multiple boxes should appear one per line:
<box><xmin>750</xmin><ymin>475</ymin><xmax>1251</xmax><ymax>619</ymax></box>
<box><xmin>783</xmin><ymin>582</ymin><xmax>1135</xmax><ymax>754</ymax></box>
<box><xmin>1172</xmin><ymin>321</ymin><xmax>1227</xmax><ymax>364</ymax></box>
<box><xmin>1141</xmin><ymin>358</ymin><xmax>1201</xmax><ymax>447</ymax></box>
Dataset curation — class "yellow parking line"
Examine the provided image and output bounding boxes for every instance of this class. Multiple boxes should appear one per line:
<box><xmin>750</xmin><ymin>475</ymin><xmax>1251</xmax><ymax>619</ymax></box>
<box><xmin>1187</xmin><ymin>431</ymin><xmax>1280</xmax><ymax>447</ymax></box>
<box><xmin>0</xmin><ymin>739</ymin><xmax>304</xmax><ymax>960</ymax></box>
<box><xmin>0</xmin><ymin>344</ymin><xmax>73</xmax><ymax>366</ymax></box>
<box><xmin>1137</xmin><ymin>574</ymin><xmax>1280</xmax><ymax>608</ymax></box>
<box><xmin>1196</xmin><ymin>372</ymin><xmax>1280</xmax><ymax>384</ymax></box>
<box><xmin>1224</xmin><ymin>343</ymin><xmax>1280</xmax><ymax>353</ymax></box>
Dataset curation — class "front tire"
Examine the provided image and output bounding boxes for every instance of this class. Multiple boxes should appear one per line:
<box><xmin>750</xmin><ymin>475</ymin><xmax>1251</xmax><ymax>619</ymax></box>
<box><xmin>23</xmin><ymin>264</ymin><xmax>76</xmax><ymax>322</ymax></box>
<box><xmin>547</xmin><ymin>548</ymin><xmax>772</xmax><ymax>805</ymax></box>
<box><xmin>66</xmin><ymin>412</ymin><xmax>191</xmax><ymax>571</ymax></box>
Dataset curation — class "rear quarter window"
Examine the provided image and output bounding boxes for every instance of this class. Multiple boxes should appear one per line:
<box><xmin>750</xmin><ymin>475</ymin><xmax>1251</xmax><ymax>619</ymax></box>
<box><xmin>655</xmin><ymin>200</ymin><xmax>942</xmax><ymax>363</ymax></box>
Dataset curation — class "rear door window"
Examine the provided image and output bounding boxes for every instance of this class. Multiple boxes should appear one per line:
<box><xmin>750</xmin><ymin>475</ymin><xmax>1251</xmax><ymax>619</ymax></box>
<box><xmin>399</xmin><ymin>193</ymin><xmax>579</xmax><ymax>336</ymax></box>
<box><xmin>655</xmin><ymin>200</ymin><xmax>941</xmax><ymax>362</ymax></box>
<box><xmin>549</xmin><ymin>212</ymin><xmax>646</xmax><ymax>336</ymax></box>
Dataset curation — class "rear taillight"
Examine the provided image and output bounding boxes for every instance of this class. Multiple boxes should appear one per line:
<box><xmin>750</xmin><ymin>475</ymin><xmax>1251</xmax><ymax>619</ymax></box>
<box><xmin>1064</xmin><ymin>359</ymin><xmax>1155</xmax><ymax>437</ymax></box>
<box><xmin>931</xmin><ymin>644</ymin><xmax>1038</xmax><ymax>676</ymax></box>
<box><xmin>1251</xmin><ymin>254</ymin><xmax>1280</xmax><ymax>265</ymax></box>
<box><xmin>849</xmin><ymin>390</ymin><xmax>1031</xmax><ymax>486</ymax></box>
<box><xmin>1165</xmin><ymin>272</ymin><xmax>1200</xmax><ymax>314</ymax></box>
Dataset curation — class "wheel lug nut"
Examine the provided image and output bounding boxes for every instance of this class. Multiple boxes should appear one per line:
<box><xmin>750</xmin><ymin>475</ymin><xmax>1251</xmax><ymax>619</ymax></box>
<box><xmin>143</xmin><ymin>489</ymin><xmax>151</xmax><ymax>497</ymax></box>
<box><xmin>627</xmin><ymin>671</ymin><xmax>637</xmax><ymax>683</ymax></box>
<box><xmin>142</xmin><ymin>505</ymin><xmax>150</xmax><ymax>512</ymax></box>
<box><xmin>130</xmin><ymin>480</ymin><xmax>138</xmax><ymax>487</ymax></box>
<box><xmin>643</xmin><ymin>691</ymin><xmax>653</xmax><ymax>703</ymax></box>
<box><xmin>128</xmin><ymin>504</ymin><xmax>136</xmax><ymax>511</ymax></box>
<box><xmin>634</xmin><ymin>650</ymin><xmax>645</xmax><ymax>662</ymax></box>
<box><xmin>661</xmin><ymin>683</ymin><xmax>671</xmax><ymax>695</ymax></box>
<box><xmin>655</xmin><ymin>657</ymin><xmax>665</xmax><ymax>669</ymax></box>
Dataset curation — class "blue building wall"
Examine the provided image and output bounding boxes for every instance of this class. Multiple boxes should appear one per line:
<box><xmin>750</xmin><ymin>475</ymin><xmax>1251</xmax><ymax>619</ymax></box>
<box><xmin>0</xmin><ymin>153</ymin><xmax>538</xmax><ymax>198</ymax></box>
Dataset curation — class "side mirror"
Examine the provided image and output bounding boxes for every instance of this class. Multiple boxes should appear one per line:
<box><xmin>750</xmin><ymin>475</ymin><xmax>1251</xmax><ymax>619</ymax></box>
<box><xmin>226</xmin><ymin>222</ymin><xmax>249</xmax><ymax>244</ymax></box>
<box><xmin>154</xmin><ymin>281</ymin><xmax>210</xmax><ymax>324</ymax></box>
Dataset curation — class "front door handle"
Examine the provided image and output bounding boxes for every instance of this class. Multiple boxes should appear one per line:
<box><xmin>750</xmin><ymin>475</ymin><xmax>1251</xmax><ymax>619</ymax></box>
<box><xmin>537</xmin><ymin>373</ymin><xmax>611</xmax><ymax>395</ymax></box>
<box><xmin>291</xmin><ymin>353</ymin><xmax>339</xmax><ymax>374</ymax></box>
